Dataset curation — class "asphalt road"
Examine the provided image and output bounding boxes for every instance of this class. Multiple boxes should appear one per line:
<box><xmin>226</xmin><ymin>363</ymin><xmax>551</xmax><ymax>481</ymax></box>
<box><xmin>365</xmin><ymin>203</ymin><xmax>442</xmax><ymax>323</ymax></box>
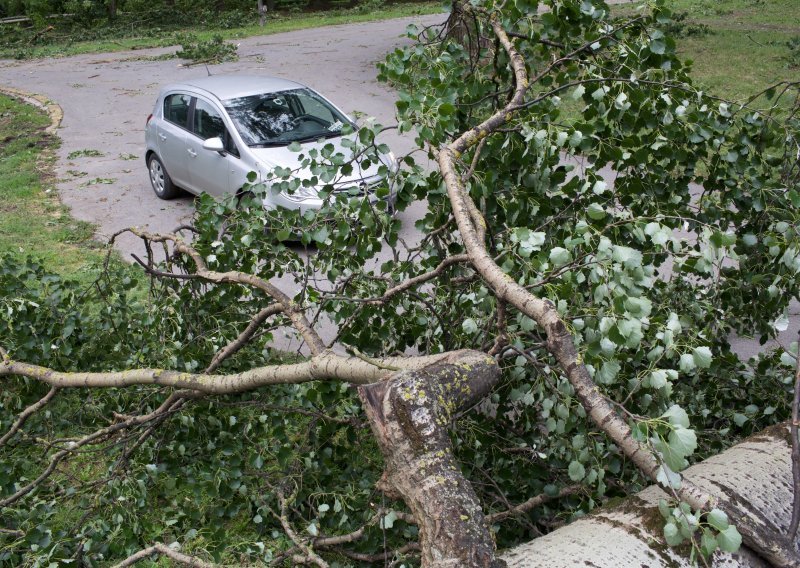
<box><xmin>1</xmin><ymin>12</ymin><xmax>796</xmax><ymax>357</ymax></box>
<box><xmin>0</xmin><ymin>13</ymin><xmax>445</xmax><ymax>255</ymax></box>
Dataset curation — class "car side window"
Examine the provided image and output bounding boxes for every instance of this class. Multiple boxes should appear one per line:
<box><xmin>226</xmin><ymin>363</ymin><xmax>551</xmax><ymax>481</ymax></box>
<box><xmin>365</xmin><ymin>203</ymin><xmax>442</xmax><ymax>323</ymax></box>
<box><xmin>192</xmin><ymin>98</ymin><xmax>240</xmax><ymax>158</ymax></box>
<box><xmin>192</xmin><ymin>99</ymin><xmax>227</xmax><ymax>141</ymax></box>
<box><xmin>163</xmin><ymin>94</ymin><xmax>191</xmax><ymax>127</ymax></box>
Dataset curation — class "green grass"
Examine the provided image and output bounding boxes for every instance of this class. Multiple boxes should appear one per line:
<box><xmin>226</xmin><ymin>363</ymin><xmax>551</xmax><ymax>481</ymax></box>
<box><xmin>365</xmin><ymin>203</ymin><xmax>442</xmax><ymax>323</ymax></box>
<box><xmin>614</xmin><ymin>0</ymin><xmax>800</xmax><ymax>103</ymax></box>
<box><xmin>0</xmin><ymin>94</ymin><xmax>108</xmax><ymax>278</ymax></box>
<box><xmin>0</xmin><ymin>1</ymin><xmax>446</xmax><ymax>59</ymax></box>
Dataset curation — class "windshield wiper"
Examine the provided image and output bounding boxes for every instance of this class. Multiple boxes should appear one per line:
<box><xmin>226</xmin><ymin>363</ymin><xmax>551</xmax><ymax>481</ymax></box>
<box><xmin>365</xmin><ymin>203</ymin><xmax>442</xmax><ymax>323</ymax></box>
<box><xmin>293</xmin><ymin>132</ymin><xmax>342</xmax><ymax>144</ymax></box>
<box><xmin>249</xmin><ymin>141</ymin><xmax>290</xmax><ymax>148</ymax></box>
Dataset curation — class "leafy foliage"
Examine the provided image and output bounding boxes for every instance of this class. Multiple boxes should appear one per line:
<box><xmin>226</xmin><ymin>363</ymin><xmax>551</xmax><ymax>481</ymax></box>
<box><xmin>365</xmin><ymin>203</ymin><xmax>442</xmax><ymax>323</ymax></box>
<box><xmin>1</xmin><ymin>0</ymin><xmax>799</xmax><ymax>565</ymax></box>
<box><xmin>175</xmin><ymin>33</ymin><xmax>238</xmax><ymax>63</ymax></box>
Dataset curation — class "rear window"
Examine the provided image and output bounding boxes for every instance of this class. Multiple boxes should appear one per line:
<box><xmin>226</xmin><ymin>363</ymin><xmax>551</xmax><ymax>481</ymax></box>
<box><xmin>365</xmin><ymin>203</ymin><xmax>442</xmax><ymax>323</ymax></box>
<box><xmin>164</xmin><ymin>93</ymin><xmax>191</xmax><ymax>127</ymax></box>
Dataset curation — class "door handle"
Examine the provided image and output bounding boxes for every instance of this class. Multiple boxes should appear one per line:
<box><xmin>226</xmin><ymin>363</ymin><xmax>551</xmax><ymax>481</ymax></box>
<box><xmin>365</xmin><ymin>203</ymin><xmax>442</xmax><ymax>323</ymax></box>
<box><xmin>158</xmin><ymin>133</ymin><xmax>167</xmax><ymax>141</ymax></box>
<box><xmin>187</xmin><ymin>148</ymin><xmax>197</xmax><ymax>157</ymax></box>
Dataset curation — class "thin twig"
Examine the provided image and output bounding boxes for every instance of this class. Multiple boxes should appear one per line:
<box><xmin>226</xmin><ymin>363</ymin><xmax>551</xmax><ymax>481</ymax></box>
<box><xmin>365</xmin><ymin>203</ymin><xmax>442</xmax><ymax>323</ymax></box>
<box><xmin>0</xmin><ymin>386</ymin><xmax>58</xmax><ymax>447</ymax></box>
<box><xmin>486</xmin><ymin>484</ymin><xmax>583</xmax><ymax>523</ymax></box>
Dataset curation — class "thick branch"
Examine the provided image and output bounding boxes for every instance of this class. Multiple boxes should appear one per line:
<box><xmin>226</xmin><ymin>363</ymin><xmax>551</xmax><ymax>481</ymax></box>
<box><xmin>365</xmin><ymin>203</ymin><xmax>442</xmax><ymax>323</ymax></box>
<box><xmin>1</xmin><ymin>351</ymin><xmax>456</xmax><ymax>392</ymax></box>
<box><xmin>359</xmin><ymin>350</ymin><xmax>506</xmax><ymax>568</ymax></box>
<box><xmin>790</xmin><ymin>342</ymin><xmax>800</xmax><ymax>538</ymax></box>
<box><xmin>438</xmin><ymin>5</ymin><xmax>798</xmax><ymax>567</ymax></box>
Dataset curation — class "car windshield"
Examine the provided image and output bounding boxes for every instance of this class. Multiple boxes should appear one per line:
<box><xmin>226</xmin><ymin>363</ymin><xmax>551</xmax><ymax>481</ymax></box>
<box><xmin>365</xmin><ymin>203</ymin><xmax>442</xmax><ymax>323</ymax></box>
<box><xmin>223</xmin><ymin>88</ymin><xmax>351</xmax><ymax>147</ymax></box>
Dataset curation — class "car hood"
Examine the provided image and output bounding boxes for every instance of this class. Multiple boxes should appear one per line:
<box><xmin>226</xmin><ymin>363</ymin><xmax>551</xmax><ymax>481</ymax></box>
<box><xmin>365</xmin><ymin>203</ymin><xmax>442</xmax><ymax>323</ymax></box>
<box><xmin>250</xmin><ymin>136</ymin><xmax>389</xmax><ymax>187</ymax></box>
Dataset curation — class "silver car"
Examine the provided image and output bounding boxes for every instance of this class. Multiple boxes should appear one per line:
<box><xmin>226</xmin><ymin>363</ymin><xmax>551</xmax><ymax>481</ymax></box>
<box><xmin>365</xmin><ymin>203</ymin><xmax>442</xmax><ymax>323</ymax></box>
<box><xmin>144</xmin><ymin>75</ymin><xmax>396</xmax><ymax>212</ymax></box>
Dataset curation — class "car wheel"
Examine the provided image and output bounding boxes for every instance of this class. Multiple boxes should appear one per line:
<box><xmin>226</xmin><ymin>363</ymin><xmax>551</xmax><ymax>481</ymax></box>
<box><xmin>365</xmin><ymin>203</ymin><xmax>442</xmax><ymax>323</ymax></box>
<box><xmin>148</xmin><ymin>155</ymin><xmax>180</xmax><ymax>200</ymax></box>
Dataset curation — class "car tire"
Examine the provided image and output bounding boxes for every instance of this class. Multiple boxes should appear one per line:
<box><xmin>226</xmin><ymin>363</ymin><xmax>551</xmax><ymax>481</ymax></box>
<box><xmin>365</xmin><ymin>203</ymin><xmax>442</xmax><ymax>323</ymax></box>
<box><xmin>148</xmin><ymin>154</ymin><xmax>180</xmax><ymax>200</ymax></box>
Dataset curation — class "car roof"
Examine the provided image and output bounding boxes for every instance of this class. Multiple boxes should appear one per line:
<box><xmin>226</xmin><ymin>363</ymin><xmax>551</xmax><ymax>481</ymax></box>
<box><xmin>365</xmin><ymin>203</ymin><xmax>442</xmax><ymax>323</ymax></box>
<box><xmin>166</xmin><ymin>75</ymin><xmax>307</xmax><ymax>101</ymax></box>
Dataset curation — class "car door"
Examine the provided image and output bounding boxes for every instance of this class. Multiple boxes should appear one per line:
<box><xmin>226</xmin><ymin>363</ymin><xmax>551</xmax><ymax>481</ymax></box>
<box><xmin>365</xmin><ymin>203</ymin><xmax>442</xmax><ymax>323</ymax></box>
<box><xmin>185</xmin><ymin>97</ymin><xmax>246</xmax><ymax>197</ymax></box>
<box><xmin>156</xmin><ymin>93</ymin><xmax>192</xmax><ymax>190</ymax></box>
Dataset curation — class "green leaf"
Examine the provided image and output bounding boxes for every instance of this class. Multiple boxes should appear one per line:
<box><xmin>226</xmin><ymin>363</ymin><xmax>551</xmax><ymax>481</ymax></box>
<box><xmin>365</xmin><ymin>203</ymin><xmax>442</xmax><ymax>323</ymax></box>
<box><xmin>312</xmin><ymin>226</ymin><xmax>329</xmax><ymax>244</ymax></box>
<box><xmin>650</xmin><ymin>369</ymin><xmax>668</xmax><ymax>389</ymax></box>
<box><xmin>692</xmin><ymin>346</ymin><xmax>713</xmax><ymax>369</ymax></box>
<box><xmin>568</xmin><ymin>460</ymin><xmax>586</xmax><ymax>481</ymax></box>
<box><xmin>662</xmin><ymin>405</ymin><xmax>690</xmax><ymax>429</ymax></box>
<box><xmin>439</xmin><ymin>102</ymin><xmax>455</xmax><ymax>116</ymax></box>
<box><xmin>663</xmin><ymin>522</ymin><xmax>683</xmax><ymax>546</ymax></box>
<box><xmin>587</xmin><ymin>202</ymin><xmax>606</xmax><ymax>220</ymax></box>
<box><xmin>679</xmin><ymin>353</ymin><xmax>696</xmax><ymax>373</ymax></box>
<box><xmin>658</xmin><ymin>499</ymin><xmax>671</xmax><ymax>520</ymax></box>
<box><xmin>549</xmin><ymin>247</ymin><xmax>572</xmax><ymax>266</ymax></box>
<box><xmin>668</xmin><ymin>426</ymin><xmax>697</xmax><ymax>457</ymax></box>
<box><xmin>650</xmin><ymin>39</ymin><xmax>666</xmax><ymax>55</ymax></box>
<box><xmin>700</xmin><ymin>528</ymin><xmax>718</xmax><ymax>558</ymax></box>
<box><xmin>611</xmin><ymin>245</ymin><xmax>642</xmax><ymax>268</ymax></box>
<box><xmin>706</xmin><ymin>508</ymin><xmax>729</xmax><ymax>532</ymax></box>
<box><xmin>381</xmin><ymin>510</ymin><xmax>398</xmax><ymax>529</ymax></box>
<box><xmin>462</xmin><ymin>318</ymin><xmax>478</xmax><ymax>334</ymax></box>
<box><xmin>717</xmin><ymin>525</ymin><xmax>742</xmax><ymax>553</ymax></box>
<box><xmin>597</xmin><ymin>360</ymin><xmax>621</xmax><ymax>385</ymax></box>
<box><xmin>287</xmin><ymin>141</ymin><xmax>302</xmax><ymax>152</ymax></box>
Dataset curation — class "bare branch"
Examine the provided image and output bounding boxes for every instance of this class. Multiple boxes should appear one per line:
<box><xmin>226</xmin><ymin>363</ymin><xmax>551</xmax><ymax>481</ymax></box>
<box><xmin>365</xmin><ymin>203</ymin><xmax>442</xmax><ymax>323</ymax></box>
<box><xmin>205</xmin><ymin>303</ymin><xmax>283</xmax><ymax>373</ymax></box>
<box><xmin>0</xmin><ymin>350</ymin><xmax>457</xmax><ymax>392</ymax></box>
<box><xmin>368</xmin><ymin>254</ymin><xmax>470</xmax><ymax>304</ymax></box>
<box><xmin>0</xmin><ymin>386</ymin><xmax>58</xmax><ymax>447</ymax></box>
<box><xmin>110</xmin><ymin>543</ymin><xmax>217</xmax><ymax>568</ymax></box>
<box><xmin>333</xmin><ymin>542</ymin><xmax>420</xmax><ymax>563</ymax></box>
<box><xmin>125</xmin><ymin>228</ymin><xmax>326</xmax><ymax>354</ymax></box>
<box><xmin>486</xmin><ymin>485</ymin><xmax>583</xmax><ymax>523</ymax></box>
<box><xmin>0</xmin><ymin>390</ymin><xmax>192</xmax><ymax>507</ymax></box>
<box><xmin>276</xmin><ymin>485</ymin><xmax>329</xmax><ymax>568</ymax></box>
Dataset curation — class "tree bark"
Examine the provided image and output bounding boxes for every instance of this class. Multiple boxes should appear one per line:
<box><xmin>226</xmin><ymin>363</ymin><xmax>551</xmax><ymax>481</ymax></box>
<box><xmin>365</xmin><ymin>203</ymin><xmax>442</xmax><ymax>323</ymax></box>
<box><xmin>359</xmin><ymin>350</ymin><xmax>506</xmax><ymax>568</ymax></box>
<box><xmin>503</xmin><ymin>423</ymin><xmax>800</xmax><ymax>567</ymax></box>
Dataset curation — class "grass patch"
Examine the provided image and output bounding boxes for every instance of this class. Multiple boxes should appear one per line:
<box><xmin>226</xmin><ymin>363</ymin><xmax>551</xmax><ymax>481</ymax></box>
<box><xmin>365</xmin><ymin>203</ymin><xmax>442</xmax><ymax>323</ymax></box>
<box><xmin>613</xmin><ymin>0</ymin><xmax>800</xmax><ymax>103</ymax></box>
<box><xmin>0</xmin><ymin>1</ymin><xmax>445</xmax><ymax>59</ymax></box>
<box><xmin>0</xmin><ymin>94</ymin><xmax>109</xmax><ymax>279</ymax></box>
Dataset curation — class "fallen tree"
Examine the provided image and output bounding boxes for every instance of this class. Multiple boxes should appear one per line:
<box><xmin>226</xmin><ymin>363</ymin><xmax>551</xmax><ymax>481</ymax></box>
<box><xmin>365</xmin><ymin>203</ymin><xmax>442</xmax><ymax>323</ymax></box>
<box><xmin>1</xmin><ymin>0</ymin><xmax>799</xmax><ymax>566</ymax></box>
<box><xmin>504</xmin><ymin>423</ymin><xmax>798</xmax><ymax>567</ymax></box>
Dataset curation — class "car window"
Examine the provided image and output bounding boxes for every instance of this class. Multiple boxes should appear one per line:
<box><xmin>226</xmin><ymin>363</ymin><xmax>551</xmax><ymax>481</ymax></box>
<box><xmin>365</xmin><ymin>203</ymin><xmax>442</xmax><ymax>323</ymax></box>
<box><xmin>192</xmin><ymin>99</ymin><xmax>226</xmax><ymax>141</ymax></box>
<box><xmin>223</xmin><ymin>88</ymin><xmax>351</xmax><ymax>147</ymax></box>
<box><xmin>191</xmin><ymin>98</ymin><xmax>241</xmax><ymax>158</ymax></box>
<box><xmin>164</xmin><ymin>94</ymin><xmax>191</xmax><ymax>127</ymax></box>
<box><xmin>295</xmin><ymin>92</ymin><xmax>337</xmax><ymax>123</ymax></box>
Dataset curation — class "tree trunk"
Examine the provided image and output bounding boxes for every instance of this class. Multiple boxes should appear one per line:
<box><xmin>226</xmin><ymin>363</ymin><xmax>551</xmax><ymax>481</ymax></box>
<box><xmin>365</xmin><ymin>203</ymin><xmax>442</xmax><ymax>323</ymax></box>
<box><xmin>359</xmin><ymin>350</ymin><xmax>506</xmax><ymax>568</ymax></box>
<box><xmin>503</xmin><ymin>423</ymin><xmax>800</xmax><ymax>567</ymax></box>
<box><xmin>257</xmin><ymin>0</ymin><xmax>266</xmax><ymax>26</ymax></box>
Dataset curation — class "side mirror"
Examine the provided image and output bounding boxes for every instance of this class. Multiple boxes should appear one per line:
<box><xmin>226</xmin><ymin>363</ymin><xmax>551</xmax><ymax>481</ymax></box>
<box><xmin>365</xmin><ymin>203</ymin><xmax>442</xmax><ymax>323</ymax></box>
<box><xmin>203</xmin><ymin>137</ymin><xmax>225</xmax><ymax>154</ymax></box>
